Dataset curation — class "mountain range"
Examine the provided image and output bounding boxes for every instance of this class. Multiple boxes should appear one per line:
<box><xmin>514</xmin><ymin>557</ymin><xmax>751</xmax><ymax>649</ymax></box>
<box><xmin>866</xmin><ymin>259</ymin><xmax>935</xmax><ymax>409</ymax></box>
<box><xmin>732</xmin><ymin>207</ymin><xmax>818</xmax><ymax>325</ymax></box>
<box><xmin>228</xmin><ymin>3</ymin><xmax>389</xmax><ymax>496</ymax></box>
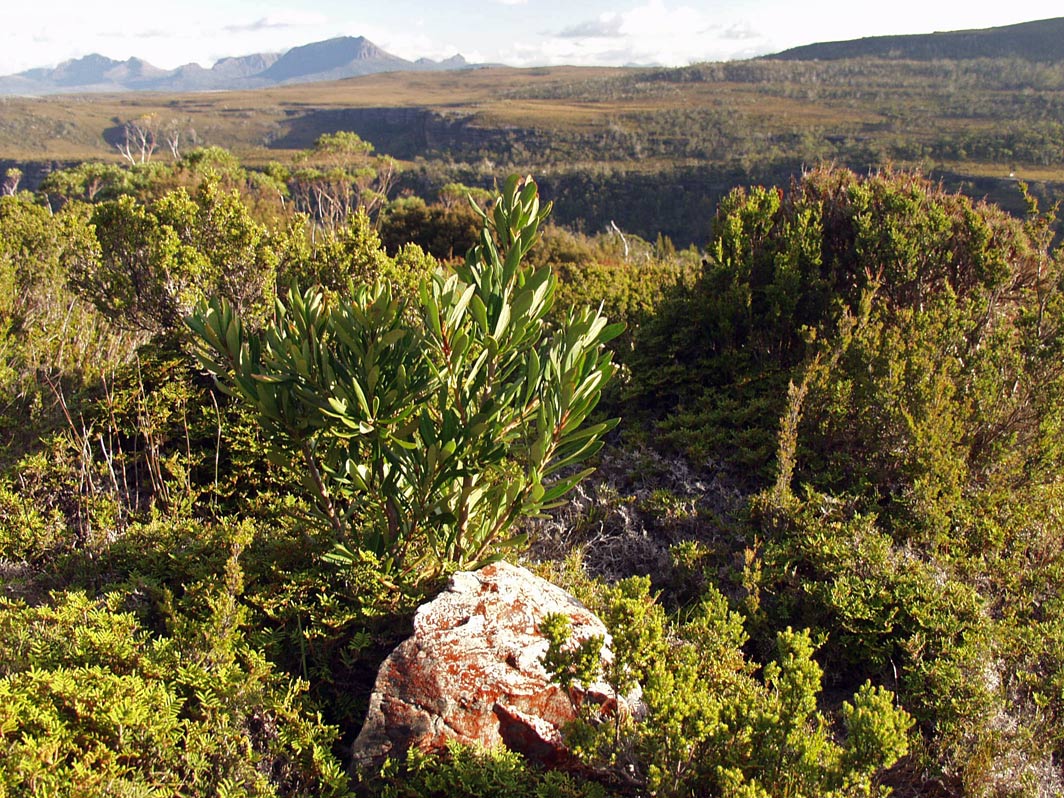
<box><xmin>0</xmin><ymin>36</ymin><xmax>471</xmax><ymax>96</ymax></box>
<box><xmin>4</xmin><ymin>16</ymin><xmax>1064</xmax><ymax>97</ymax></box>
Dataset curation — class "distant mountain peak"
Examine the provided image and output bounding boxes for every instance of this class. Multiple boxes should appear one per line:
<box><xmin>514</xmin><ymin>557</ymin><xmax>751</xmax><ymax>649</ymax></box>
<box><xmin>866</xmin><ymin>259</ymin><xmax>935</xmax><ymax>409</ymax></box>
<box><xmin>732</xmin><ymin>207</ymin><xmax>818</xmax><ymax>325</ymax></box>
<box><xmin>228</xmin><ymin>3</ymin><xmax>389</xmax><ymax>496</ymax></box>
<box><xmin>416</xmin><ymin>54</ymin><xmax>468</xmax><ymax>68</ymax></box>
<box><xmin>46</xmin><ymin>53</ymin><xmax>166</xmax><ymax>87</ymax></box>
<box><xmin>260</xmin><ymin>36</ymin><xmax>409</xmax><ymax>82</ymax></box>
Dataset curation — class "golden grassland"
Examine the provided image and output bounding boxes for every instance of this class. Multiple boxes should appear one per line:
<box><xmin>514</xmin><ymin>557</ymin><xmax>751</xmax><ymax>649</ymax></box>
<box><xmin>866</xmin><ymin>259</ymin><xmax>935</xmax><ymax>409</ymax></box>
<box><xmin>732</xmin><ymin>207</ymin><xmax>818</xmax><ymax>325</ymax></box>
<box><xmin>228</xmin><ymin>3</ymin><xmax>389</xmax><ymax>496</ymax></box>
<box><xmin>0</xmin><ymin>67</ymin><xmax>629</xmax><ymax>163</ymax></box>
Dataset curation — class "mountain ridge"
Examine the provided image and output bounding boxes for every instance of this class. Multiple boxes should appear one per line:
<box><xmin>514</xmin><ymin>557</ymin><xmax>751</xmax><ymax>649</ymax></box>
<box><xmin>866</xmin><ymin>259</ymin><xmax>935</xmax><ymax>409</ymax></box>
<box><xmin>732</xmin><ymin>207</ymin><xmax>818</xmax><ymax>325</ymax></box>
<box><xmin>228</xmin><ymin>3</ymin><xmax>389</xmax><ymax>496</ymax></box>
<box><xmin>0</xmin><ymin>36</ymin><xmax>471</xmax><ymax>96</ymax></box>
<box><xmin>769</xmin><ymin>16</ymin><xmax>1064</xmax><ymax>62</ymax></box>
<box><xmin>259</xmin><ymin>37</ymin><xmax>412</xmax><ymax>83</ymax></box>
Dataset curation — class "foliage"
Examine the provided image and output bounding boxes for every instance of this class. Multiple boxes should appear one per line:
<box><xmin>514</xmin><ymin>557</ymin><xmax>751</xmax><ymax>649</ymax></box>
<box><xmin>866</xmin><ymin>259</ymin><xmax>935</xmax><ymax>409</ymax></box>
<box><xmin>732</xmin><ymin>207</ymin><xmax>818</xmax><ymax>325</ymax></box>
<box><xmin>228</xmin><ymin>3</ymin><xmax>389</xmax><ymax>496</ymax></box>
<box><xmin>541</xmin><ymin>574</ymin><xmax>913</xmax><ymax>798</ymax></box>
<box><xmin>654</xmin><ymin>166</ymin><xmax>1064</xmax><ymax>793</ymax></box>
<box><xmin>0</xmin><ymin>195</ymin><xmax>140</xmax><ymax>453</ymax></box>
<box><xmin>746</xmin><ymin>479</ymin><xmax>1064</xmax><ymax>795</ymax></box>
<box><xmin>379</xmin><ymin>194</ymin><xmax>483</xmax><ymax>261</ymax></box>
<box><xmin>611</xmin><ymin>165</ymin><xmax>1064</xmax><ymax>794</ymax></box>
<box><xmin>39</xmin><ymin>161</ymin><xmax>135</xmax><ymax>204</ymax></box>
<box><xmin>285</xmin><ymin>132</ymin><xmax>398</xmax><ymax>228</ymax></box>
<box><xmin>0</xmin><ymin>142</ymin><xmax>1063</xmax><ymax>796</ymax></box>
<box><xmin>629</xmin><ymin>166</ymin><xmax>1064</xmax><ymax>489</ymax></box>
<box><xmin>527</xmin><ymin>224</ymin><xmax>696</xmax><ymax>346</ymax></box>
<box><xmin>280</xmin><ymin>208</ymin><xmax>438</xmax><ymax>304</ymax></box>
<box><xmin>68</xmin><ymin>177</ymin><xmax>277</xmax><ymax>334</ymax></box>
<box><xmin>373</xmin><ymin>740</ymin><xmax>606</xmax><ymax>798</ymax></box>
<box><xmin>188</xmin><ymin>175</ymin><xmax>621</xmax><ymax>580</ymax></box>
<box><xmin>0</xmin><ymin>541</ymin><xmax>348</xmax><ymax>798</ymax></box>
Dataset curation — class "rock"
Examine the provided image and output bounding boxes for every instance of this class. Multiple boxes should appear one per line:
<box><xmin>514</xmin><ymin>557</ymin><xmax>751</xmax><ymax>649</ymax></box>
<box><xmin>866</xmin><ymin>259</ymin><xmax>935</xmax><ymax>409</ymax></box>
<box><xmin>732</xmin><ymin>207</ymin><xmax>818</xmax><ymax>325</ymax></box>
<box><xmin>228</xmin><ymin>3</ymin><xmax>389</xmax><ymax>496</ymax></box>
<box><xmin>352</xmin><ymin>561</ymin><xmax>621</xmax><ymax>769</ymax></box>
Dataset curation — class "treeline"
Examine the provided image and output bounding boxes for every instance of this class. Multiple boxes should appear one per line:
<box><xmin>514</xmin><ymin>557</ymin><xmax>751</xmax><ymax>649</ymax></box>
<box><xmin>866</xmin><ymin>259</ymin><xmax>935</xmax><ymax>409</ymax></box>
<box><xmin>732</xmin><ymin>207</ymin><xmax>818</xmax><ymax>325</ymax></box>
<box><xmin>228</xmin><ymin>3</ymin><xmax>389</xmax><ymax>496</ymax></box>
<box><xmin>0</xmin><ymin>151</ymin><xmax>1062</xmax><ymax>797</ymax></box>
<box><xmin>496</xmin><ymin>57</ymin><xmax>1064</xmax><ymax>176</ymax></box>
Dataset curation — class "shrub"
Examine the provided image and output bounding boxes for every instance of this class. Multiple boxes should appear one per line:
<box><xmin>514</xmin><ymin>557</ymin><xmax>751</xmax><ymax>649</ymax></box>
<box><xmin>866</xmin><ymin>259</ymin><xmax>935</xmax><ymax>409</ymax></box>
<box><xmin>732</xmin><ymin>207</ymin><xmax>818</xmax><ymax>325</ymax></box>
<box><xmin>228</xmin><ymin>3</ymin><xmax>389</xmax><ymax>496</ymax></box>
<box><xmin>0</xmin><ymin>196</ymin><xmax>137</xmax><ymax>452</ymax></box>
<box><xmin>189</xmin><ymin>176</ymin><xmax>621</xmax><ymax>582</ymax></box>
<box><xmin>628</xmin><ymin>166</ymin><xmax>1064</xmax><ymax>496</ymax></box>
<box><xmin>373</xmin><ymin>740</ymin><xmax>607</xmax><ymax>798</ymax></box>
<box><xmin>69</xmin><ymin>177</ymin><xmax>277</xmax><ymax>335</ymax></box>
<box><xmin>0</xmin><ymin>544</ymin><xmax>348</xmax><ymax>798</ymax></box>
<box><xmin>379</xmin><ymin>195</ymin><xmax>483</xmax><ymax>261</ymax></box>
<box><xmin>541</xmin><ymin>574</ymin><xmax>914</xmax><ymax>798</ymax></box>
<box><xmin>279</xmin><ymin>208</ymin><xmax>438</xmax><ymax>306</ymax></box>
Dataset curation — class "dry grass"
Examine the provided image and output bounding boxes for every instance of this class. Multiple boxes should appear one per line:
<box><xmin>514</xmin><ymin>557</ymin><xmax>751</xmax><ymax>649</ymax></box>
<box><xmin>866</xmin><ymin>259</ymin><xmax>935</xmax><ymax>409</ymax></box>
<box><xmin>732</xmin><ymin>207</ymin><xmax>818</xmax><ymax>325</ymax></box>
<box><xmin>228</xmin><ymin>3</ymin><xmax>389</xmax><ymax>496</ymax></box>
<box><xmin>0</xmin><ymin>67</ymin><xmax>639</xmax><ymax>162</ymax></box>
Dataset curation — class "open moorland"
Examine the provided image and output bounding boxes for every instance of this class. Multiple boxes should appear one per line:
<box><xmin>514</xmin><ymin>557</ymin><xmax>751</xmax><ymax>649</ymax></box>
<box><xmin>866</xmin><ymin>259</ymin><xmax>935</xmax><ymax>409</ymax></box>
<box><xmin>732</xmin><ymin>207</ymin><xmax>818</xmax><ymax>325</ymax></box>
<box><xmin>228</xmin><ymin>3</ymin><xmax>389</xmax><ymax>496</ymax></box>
<box><xmin>4</xmin><ymin>55</ymin><xmax>1064</xmax><ymax>242</ymax></box>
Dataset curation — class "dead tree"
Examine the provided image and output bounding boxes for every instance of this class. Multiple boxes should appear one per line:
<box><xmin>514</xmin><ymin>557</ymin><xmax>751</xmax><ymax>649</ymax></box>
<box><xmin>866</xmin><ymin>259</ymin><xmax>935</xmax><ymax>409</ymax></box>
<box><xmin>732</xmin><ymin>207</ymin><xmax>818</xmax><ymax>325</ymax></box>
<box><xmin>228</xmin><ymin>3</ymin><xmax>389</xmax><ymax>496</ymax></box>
<box><xmin>116</xmin><ymin>115</ymin><xmax>158</xmax><ymax>165</ymax></box>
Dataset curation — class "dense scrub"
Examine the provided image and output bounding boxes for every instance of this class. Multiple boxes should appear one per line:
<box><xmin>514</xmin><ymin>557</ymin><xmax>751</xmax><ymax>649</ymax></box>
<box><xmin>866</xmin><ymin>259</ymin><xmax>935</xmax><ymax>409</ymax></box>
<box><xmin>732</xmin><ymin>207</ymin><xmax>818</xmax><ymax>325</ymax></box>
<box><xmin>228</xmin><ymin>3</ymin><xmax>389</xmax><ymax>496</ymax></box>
<box><xmin>620</xmin><ymin>165</ymin><xmax>1064</xmax><ymax>795</ymax></box>
<box><xmin>0</xmin><ymin>153</ymin><xmax>1061</xmax><ymax>797</ymax></box>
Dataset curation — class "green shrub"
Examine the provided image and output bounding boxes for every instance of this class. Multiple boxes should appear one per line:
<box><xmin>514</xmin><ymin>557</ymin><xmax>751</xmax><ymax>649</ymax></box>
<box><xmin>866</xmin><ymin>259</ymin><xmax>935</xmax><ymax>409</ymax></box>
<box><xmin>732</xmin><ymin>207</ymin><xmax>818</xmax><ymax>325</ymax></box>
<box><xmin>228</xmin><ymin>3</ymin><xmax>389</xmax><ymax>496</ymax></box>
<box><xmin>69</xmin><ymin>177</ymin><xmax>277</xmax><ymax>335</ymax></box>
<box><xmin>542</xmin><ymin>574</ymin><xmax>913</xmax><ymax>798</ymax></box>
<box><xmin>0</xmin><ymin>196</ymin><xmax>138</xmax><ymax>452</ymax></box>
<box><xmin>280</xmin><ymin>209</ymin><xmax>438</xmax><ymax>303</ymax></box>
<box><xmin>379</xmin><ymin>195</ymin><xmax>483</xmax><ymax>261</ymax></box>
<box><xmin>189</xmin><ymin>175</ymin><xmax>621</xmax><ymax>581</ymax></box>
<box><xmin>748</xmin><ymin>482</ymin><xmax>1064</xmax><ymax>795</ymax></box>
<box><xmin>628</xmin><ymin>166</ymin><xmax>1064</xmax><ymax>497</ymax></box>
<box><xmin>373</xmin><ymin>740</ymin><xmax>607</xmax><ymax>798</ymax></box>
<box><xmin>0</xmin><ymin>547</ymin><xmax>348</xmax><ymax>798</ymax></box>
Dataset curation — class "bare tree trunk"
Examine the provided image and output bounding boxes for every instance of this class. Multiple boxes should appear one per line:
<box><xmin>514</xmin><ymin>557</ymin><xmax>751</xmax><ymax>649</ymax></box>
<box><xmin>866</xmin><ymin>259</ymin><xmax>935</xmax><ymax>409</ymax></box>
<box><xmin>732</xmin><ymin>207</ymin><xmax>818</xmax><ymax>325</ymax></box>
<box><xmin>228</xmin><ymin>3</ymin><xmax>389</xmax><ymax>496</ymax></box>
<box><xmin>166</xmin><ymin>129</ymin><xmax>181</xmax><ymax>160</ymax></box>
<box><xmin>1</xmin><ymin>168</ymin><xmax>22</xmax><ymax>196</ymax></box>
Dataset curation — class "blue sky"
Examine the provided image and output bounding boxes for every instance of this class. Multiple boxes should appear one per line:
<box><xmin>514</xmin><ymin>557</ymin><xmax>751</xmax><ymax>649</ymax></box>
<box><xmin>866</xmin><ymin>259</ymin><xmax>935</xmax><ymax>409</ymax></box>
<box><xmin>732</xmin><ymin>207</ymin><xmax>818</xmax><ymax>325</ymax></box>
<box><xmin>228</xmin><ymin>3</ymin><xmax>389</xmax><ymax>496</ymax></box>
<box><xmin>2</xmin><ymin>1</ymin><xmax>1061</xmax><ymax>76</ymax></box>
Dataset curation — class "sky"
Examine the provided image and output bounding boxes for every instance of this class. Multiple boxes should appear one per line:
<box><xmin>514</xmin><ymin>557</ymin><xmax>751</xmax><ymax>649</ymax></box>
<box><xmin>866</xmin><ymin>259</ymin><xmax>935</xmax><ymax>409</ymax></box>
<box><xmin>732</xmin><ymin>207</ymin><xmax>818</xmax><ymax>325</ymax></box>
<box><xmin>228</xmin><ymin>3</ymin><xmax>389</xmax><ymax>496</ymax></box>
<box><xmin>2</xmin><ymin>1</ymin><xmax>1062</xmax><ymax>76</ymax></box>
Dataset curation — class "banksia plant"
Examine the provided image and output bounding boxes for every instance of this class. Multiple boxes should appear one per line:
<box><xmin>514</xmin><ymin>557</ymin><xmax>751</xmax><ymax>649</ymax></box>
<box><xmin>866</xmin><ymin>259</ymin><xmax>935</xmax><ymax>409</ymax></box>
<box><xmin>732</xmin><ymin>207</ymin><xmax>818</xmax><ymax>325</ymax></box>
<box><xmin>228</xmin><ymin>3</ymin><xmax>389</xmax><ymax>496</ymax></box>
<box><xmin>188</xmin><ymin>175</ymin><xmax>621</xmax><ymax>581</ymax></box>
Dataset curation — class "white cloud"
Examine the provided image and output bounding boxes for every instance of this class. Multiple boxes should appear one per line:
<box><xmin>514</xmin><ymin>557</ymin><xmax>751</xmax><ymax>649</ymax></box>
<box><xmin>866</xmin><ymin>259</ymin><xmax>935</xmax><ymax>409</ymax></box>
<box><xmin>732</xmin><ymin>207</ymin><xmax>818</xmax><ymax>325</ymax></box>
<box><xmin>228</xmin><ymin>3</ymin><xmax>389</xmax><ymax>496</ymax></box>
<box><xmin>224</xmin><ymin>11</ymin><xmax>329</xmax><ymax>34</ymax></box>
<box><xmin>557</xmin><ymin>16</ymin><xmax>625</xmax><ymax>40</ymax></box>
<box><xmin>100</xmin><ymin>28</ymin><xmax>173</xmax><ymax>40</ymax></box>
<box><xmin>515</xmin><ymin>0</ymin><xmax>773</xmax><ymax>67</ymax></box>
<box><xmin>721</xmin><ymin>22</ymin><xmax>760</xmax><ymax>41</ymax></box>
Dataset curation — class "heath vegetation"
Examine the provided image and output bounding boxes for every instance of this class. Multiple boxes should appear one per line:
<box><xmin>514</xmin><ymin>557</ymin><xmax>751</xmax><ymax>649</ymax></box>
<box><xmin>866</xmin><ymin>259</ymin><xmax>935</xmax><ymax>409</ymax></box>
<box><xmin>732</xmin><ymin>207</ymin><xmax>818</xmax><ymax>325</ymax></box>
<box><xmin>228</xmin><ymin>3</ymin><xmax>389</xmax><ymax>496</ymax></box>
<box><xmin>0</xmin><ymin>120</ymin><xmax>1061</xmax><ymax>798</ymax></box>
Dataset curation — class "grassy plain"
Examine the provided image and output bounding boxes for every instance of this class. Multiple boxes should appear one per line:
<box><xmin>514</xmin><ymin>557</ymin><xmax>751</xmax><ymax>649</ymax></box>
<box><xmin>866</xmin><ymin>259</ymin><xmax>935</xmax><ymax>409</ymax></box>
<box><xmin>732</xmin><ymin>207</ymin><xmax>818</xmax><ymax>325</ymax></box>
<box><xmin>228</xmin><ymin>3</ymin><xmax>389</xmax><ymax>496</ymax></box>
<box><xmin>0</xmin><ymin>60</ymin><xmax>1060</xmax><ymax>176</ymax></box>
<box><xmin>0</xmin><ymin>67</ymin><xmax>625</xmax><ymax>162</ymax></box>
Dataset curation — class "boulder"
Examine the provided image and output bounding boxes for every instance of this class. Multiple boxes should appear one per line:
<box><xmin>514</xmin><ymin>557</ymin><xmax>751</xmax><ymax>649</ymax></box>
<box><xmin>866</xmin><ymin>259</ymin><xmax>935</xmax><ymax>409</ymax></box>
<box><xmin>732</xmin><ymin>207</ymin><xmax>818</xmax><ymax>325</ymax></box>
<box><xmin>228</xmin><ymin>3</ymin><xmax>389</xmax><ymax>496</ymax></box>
<box><xmin>352</xmin><ymin>561</ymin><xmax>620</xmax><ymax>769</ymax></box>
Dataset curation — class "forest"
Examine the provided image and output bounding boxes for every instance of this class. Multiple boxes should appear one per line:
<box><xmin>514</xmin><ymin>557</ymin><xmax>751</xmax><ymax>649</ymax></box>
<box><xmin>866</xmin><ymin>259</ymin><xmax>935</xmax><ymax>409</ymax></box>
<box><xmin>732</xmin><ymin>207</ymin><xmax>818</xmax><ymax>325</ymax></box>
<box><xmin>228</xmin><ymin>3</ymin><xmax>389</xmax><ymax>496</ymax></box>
<box><xmin>1</xmin><ymin>119</ymin><xmax>1064</xmax><ymax>798</ymax></box>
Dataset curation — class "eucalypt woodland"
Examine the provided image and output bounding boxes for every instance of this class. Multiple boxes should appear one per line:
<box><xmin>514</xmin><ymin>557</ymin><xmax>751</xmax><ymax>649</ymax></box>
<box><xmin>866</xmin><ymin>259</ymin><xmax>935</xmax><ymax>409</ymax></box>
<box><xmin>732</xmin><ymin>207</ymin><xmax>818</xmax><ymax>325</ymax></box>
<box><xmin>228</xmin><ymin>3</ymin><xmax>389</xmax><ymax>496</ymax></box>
<box><xmin>187</xmin><ymin>175</ymin><xmax>621</xmax><ymax>583</ymax></box>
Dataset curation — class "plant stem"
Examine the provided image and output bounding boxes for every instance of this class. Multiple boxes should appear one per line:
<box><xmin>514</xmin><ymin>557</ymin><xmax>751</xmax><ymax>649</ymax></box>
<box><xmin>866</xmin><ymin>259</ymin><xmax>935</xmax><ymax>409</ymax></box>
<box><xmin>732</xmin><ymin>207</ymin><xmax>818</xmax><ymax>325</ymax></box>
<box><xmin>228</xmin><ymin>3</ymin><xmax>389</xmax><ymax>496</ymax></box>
<box><xmin>299</xmin><ymin>437</ymin><xmax>346</xmax><ymax>541</ymax></box>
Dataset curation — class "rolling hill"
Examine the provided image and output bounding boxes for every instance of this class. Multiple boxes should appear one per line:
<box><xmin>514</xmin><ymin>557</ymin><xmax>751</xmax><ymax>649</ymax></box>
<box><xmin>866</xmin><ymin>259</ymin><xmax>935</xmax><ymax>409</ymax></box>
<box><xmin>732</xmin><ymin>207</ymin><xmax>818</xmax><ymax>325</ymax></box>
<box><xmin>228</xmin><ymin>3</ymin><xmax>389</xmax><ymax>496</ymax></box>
<box><xmin>770</xmin><ymin>16</ymin><xmax>1064</xmax><ymax>61</ymax></box>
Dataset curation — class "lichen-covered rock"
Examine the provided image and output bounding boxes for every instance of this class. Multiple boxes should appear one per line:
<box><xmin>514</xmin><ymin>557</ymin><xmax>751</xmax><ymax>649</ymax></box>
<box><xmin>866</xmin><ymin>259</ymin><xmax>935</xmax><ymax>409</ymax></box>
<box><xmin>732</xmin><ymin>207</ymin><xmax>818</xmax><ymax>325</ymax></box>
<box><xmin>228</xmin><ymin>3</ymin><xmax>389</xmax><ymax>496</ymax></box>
<box><xmin>351</xmin><ymin>561</ymin><xmax>615</xmax><ymax>769</ymax></box>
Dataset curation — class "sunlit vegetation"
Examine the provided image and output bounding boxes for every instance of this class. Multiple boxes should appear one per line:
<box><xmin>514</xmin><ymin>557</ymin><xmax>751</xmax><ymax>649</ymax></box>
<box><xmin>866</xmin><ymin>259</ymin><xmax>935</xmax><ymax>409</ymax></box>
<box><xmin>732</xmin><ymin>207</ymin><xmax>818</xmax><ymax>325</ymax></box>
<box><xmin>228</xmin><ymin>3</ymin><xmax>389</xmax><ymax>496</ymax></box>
<box><xmin>0</xmin><ymin>125</ymin><xmax>1062</xmax><ymax>798</ymax></box>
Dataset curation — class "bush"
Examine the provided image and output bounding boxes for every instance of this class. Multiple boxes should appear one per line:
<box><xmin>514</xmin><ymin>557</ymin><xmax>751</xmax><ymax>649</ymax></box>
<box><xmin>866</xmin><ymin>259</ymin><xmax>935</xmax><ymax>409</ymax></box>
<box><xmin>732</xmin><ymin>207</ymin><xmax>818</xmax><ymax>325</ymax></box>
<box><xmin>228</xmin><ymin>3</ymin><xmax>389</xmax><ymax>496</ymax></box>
<box><xmin>69</xmin><ymin>177</ymin><xmax>277</xmax><ymax>335</ymax></box>
<box><xmin>628</xmin><ymin>166</ymin><xmax>1064</xmax><ymax>496</ymax></box>
<box><xmin>372</xmin><ymin>740</ymin><xmax>607</xmax><ymax>798</ymax></box>
<box><xmin>189</xmin><ymin>176</ymin><xmax>621</xmax><ymax>582</ymax></box>
<box><xmin>623</xmin><ymin>165</ymin><xmax>1064</xmax><ymax>793</ymax></box>
<box><xmin>0</xmin><ymin>545</ymin><xmax>348</xmax><ymax>798</ymax></box>
<box><xmin>0</xmin><ymin>196</ymin><xmax>137</xmax><ymax>453</ymax></box>
<box><xmin>541</xmin><ymin>573</ymin><xmax>913</xmax><ymax>798</ymax></box>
